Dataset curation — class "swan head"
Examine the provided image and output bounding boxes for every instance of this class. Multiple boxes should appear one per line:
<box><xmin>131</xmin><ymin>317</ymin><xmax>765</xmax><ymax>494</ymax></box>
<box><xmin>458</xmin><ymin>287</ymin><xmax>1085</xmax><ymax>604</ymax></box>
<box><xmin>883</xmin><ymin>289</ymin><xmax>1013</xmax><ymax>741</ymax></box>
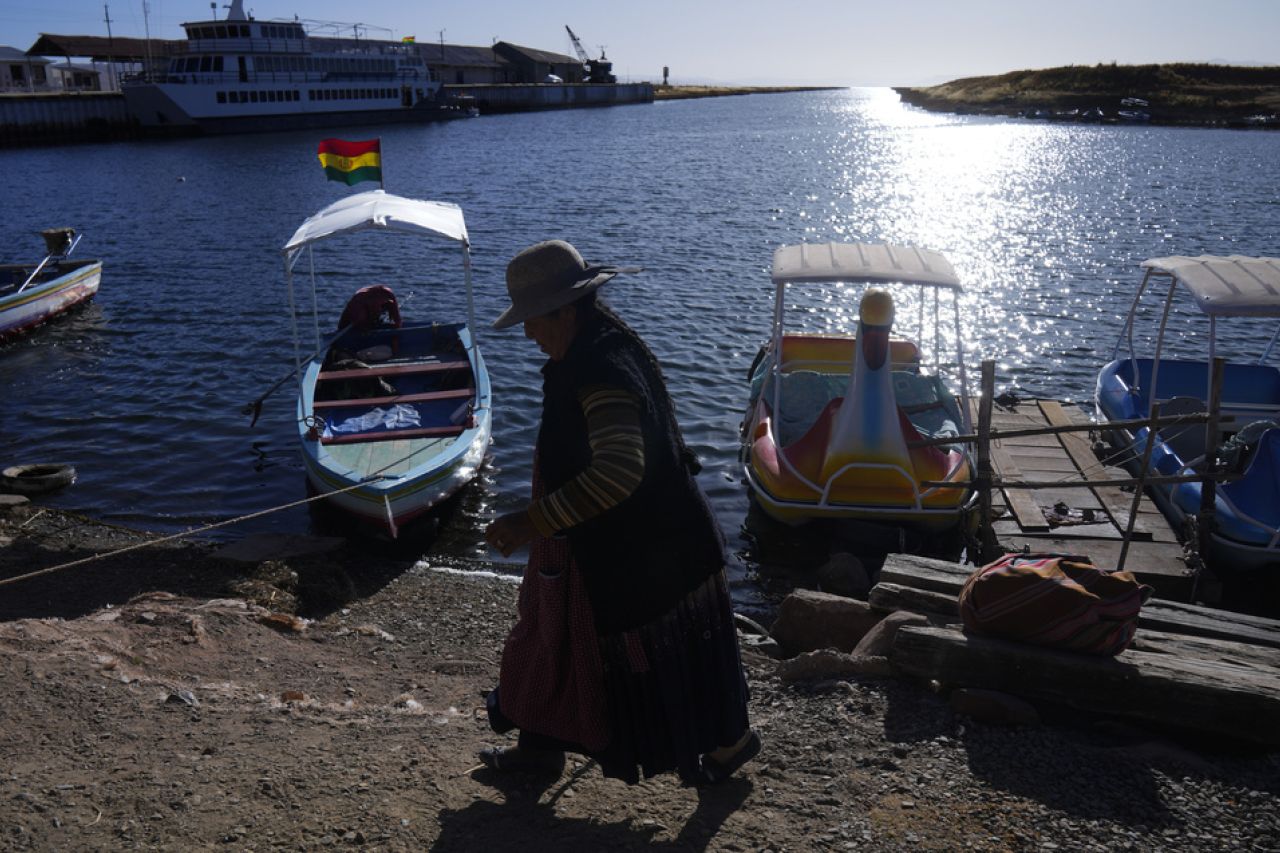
<box><xmin>858</xmin><ymin>289</ymin><xmax>895</xmax><ymax>371</ymax></box>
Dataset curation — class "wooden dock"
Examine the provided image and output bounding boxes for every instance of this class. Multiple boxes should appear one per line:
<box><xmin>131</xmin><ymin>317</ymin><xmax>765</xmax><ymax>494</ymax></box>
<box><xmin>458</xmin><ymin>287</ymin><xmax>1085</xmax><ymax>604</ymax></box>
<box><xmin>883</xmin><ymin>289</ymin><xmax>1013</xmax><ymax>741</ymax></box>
<box><xmin>980</xmin><ymin>398</ymin><xmax>1193</xmax><ymax>597</ymax></box>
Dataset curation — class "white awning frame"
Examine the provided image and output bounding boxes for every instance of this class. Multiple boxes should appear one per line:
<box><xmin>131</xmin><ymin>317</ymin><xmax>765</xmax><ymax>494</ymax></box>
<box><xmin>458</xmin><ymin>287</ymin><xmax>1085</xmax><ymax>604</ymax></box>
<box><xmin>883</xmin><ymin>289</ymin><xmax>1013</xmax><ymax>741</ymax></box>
<box><xmin>771</xmin><ymin>242</ymin><xmax>962</xmax><ymax>290</ymax></box>
<box><xmin>282</xmin><ymin>190</ymin><xmax>470</xmax><ymax>267</ymax></box>
<box><xmin>280</xmin><ymin>190</ymin><xmax>475</xmax><ymax>401</ymax></box>
<box><xmin>1112</xmin><ymin>254</ymin><xmax>1280</xmax><ymax>411</ymax></box>
<box><xmin>1140</xmin><ymin>255</ymin><xmax>1280</xmax><ymax>318</ymax></box>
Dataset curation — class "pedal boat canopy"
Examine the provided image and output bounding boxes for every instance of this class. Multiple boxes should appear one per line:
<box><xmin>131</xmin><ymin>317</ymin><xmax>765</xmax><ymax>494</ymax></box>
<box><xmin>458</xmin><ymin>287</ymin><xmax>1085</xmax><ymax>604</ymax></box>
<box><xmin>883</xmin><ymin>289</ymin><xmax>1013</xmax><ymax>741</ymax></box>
<box><xmin>771</xmin><ymin>242</ymin><xmax>961</xmax><ymax>290</ymax></box>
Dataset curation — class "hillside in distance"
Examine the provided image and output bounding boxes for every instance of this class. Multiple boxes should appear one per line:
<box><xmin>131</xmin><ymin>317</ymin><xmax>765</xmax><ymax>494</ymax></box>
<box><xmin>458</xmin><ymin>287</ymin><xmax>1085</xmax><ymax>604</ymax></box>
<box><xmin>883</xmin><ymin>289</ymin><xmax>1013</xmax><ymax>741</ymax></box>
<box><xmin>896</xmin><ymin>63</ymin><xmax>1280</xmax><ymax>127</ymax></box>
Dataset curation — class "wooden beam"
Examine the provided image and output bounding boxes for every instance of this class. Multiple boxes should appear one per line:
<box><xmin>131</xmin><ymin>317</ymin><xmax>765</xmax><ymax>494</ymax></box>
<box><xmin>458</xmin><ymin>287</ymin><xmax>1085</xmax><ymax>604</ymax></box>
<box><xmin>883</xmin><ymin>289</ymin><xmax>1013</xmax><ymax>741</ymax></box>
<box><xmin>890</xmin><ymin>625</ymin><xmax>1280</xmax><ymax>747</ymax></box>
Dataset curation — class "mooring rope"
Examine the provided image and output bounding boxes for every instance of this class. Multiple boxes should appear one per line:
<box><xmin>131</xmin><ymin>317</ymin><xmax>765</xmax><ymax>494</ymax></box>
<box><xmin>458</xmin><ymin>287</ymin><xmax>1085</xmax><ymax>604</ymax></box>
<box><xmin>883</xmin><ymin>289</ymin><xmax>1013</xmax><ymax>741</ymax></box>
<box><xmin>0</xmin><ymin>477</ymin><xmax>387</xmax><ymax>589</ymax></box>
<box><xmin>0</xmin><ymin>406</ymin><xmax>475</xmax><ymax>589</ymax></box>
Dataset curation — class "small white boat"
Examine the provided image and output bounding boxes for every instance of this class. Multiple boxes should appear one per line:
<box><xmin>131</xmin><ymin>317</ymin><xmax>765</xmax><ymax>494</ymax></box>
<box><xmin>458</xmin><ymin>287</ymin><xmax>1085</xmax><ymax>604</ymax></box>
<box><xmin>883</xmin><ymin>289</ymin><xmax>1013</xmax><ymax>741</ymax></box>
<box><xmin>280</xmin><ymin>190</ymin><xmax>491</xmax><ymax>537</ymax></box>
<box><xmin>0</xmin><ymin>229</ymin><xmax>102</xmax><ymax>342</ymax></box>
<box><xmin>1097</xmin><ymin>254</ymin><xmax>1280</xmax><ymax>583</ymax></box>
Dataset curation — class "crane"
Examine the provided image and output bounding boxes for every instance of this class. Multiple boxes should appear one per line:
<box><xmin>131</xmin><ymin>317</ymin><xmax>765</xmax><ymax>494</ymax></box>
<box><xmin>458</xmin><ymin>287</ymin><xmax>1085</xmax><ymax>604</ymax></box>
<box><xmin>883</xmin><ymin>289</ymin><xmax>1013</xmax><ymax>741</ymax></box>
<box><xmin>565</xmin><ymin>25</ymin><xmax>591</xmax><ymax>67</ymax></box>
<box><xmin>565</xmin><ymin>25</ymin><xmax>616</xmax><ymax>83</ymax></box>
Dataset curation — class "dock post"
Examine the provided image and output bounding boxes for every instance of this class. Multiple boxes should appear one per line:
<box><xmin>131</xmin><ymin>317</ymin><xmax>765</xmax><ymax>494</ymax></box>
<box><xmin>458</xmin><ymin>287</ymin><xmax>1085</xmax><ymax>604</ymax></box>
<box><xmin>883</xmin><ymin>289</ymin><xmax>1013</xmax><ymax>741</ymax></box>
<box><xmin>1195</xmin><ymin>357</ymin><xmax>1225</xmax><ymax>593</ymax></box>
<box><xmin>976</xmin><ymin>360</ymin><xmax>998</xmax><ymax>562</ymax></box>
<box><xmin>1118</xmin><ymin>401</ymin><xmax>1161</xmax><ymax>572</ymax></box>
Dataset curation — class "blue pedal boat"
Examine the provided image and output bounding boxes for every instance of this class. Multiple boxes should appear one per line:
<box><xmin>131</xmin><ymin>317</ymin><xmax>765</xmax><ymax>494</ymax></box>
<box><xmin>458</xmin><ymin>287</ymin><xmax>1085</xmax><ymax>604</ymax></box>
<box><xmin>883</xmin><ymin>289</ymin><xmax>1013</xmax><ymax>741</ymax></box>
<box><xmin>280</xmin><ymin>190</ymin><xmax>491</xmax><ymax>537</ymax></box>
<box><xmin>1096</xmin><ymin>254</ymin><xmax>1280</xmax><ymax>576</ymax></box>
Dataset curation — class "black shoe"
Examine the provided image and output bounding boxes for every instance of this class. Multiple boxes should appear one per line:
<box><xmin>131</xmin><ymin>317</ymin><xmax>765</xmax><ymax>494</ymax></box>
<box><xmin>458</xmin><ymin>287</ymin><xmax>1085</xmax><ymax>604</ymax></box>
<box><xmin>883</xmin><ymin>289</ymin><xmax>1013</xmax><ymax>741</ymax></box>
<box><xmin>477</xmin><ymin>746</ymin><xmax>566</xmax><ymax>776</ymax></box>
<box><xmin>696</xmin><ymin>730</ymin><xmax>761</xmax><ymax>785</ymax></box>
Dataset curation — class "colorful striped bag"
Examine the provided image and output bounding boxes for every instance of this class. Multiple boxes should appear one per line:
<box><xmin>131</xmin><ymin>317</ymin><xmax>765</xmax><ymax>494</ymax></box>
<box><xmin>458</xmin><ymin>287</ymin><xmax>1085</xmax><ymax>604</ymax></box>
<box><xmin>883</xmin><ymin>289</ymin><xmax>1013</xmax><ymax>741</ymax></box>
<box><xmin>958</xmin><ymin>554</ymin><xmax>1153</xmax><ymax>656</ymax></box>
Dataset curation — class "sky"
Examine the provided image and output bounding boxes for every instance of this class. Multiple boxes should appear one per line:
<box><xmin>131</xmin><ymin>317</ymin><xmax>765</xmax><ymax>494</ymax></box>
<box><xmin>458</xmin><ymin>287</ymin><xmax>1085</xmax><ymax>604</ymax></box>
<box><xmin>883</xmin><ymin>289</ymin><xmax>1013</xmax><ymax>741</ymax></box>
<box><xmin>2</xmin><ymin>0</ymin><xmax>1279</xmax><ymax>86</ymax></box>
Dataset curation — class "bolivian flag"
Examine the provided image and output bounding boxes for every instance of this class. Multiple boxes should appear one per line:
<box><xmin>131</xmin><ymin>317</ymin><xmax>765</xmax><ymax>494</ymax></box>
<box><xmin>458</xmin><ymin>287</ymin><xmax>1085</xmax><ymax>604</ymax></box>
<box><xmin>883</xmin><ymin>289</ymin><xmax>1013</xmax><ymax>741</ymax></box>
<box><xmin>317</xmin><ymin>138</ymin><xmax>382</xmax><ymax>186</ymax></box>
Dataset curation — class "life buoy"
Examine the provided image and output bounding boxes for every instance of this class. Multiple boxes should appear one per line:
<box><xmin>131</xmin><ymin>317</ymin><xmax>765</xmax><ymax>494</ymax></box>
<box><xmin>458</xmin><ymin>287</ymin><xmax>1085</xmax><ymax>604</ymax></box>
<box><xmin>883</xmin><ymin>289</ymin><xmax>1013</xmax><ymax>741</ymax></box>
<box><xmin>0</xmin><ymin>463</ymin><xmax>76</xmax><ymax>495</ymax></box>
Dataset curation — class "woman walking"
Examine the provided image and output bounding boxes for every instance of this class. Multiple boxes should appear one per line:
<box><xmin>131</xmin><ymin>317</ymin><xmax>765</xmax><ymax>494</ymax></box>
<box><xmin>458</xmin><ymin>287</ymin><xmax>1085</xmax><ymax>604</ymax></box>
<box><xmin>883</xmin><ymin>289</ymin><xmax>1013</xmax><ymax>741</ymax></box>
<box><xmin>482</xmin><ymin>239</ymin><xmax>758</xmax><ymax>785</ymax></box>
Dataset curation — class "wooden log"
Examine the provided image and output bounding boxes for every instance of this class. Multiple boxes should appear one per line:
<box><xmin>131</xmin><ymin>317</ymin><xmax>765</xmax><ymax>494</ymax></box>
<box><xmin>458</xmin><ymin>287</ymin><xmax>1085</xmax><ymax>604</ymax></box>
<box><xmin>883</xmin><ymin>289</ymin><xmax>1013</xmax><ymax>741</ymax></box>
<box><xmin>1127</xmin><ymin>628</ymin><xmax>1280</xmax><ymax>670</ymax></box>
<box><xmin>890</xmin><ymin>625</ymin><xmax>1280</xmax><ymax>747</ymax></box>
<box><xmin>869</xmin><ymin>582</ymin><xmax>961</xmax><ymax>619</ymax></box>
<box><xmin>877</xmin><ymin>554</ymin><xmax>1280</xmax><ymax>650</ymax></box>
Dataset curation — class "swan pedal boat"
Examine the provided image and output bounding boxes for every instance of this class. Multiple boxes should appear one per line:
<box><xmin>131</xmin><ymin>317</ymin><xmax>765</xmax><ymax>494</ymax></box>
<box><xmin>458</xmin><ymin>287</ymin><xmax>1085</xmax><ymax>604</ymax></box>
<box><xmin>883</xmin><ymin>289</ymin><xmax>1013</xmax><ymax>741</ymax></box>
<box><xmin>0</xmin><ymin>228</ymin><xmax>101</xmax><ymax>342</ymax></box>
<box><xmin>1096</xmin><ymin>254</ymin><xmax>1280</xmax><ymax>577</ymax></box>
<box><xmin>281</xmin><ymin>190</ymin><xmax>491</xmax><ymax>537</ymax></box>
<box><xmin>741</xmin><ymin>242</ymin><xmax>976</xmax><ymax>530</ymax></box>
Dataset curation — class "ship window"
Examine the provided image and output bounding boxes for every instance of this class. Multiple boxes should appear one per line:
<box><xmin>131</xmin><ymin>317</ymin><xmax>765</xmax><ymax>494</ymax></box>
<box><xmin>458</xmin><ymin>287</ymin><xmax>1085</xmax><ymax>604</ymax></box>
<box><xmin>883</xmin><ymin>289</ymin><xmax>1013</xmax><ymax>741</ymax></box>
<box><xmin>214</xmin><ymin>56</ymin><xmax>223</xmax><ymax>72</ymax></box>
<box><xmin>200</xmin><ymin>56</ymin><xmax>213</xmax><ymax>72</ymax></box>
<box><xmin>217</xmin><ymin>91</ymin><xmax>226</xmax><ymax>103</ymax></box>
<box><xmin>215</xmin><ymin>26</ymin><xmax>227</xmax><ymax>39</ymax></box>
<box><xmin>249</xmin><ymin>91</ymin><xmax>259</xmax><ymax>102</ymax></box>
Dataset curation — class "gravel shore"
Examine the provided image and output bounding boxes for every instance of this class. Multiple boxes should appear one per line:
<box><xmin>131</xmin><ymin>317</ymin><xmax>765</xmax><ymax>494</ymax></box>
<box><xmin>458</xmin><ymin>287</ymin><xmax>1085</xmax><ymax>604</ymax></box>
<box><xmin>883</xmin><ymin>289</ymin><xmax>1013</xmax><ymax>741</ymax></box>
<box><xmin>1</xmin><ymin>503</ymin><xmax>1277</xmax><ymax>851</ymax></box>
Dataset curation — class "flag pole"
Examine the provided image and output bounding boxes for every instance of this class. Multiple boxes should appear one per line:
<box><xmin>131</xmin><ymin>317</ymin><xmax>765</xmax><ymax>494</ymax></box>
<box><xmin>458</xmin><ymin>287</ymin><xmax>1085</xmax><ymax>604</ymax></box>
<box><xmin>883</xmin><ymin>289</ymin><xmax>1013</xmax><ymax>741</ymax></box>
<box><xmin>379</xmin><ymin>136</ymin><xmax>385</xmax><ymax>190</ymax></box>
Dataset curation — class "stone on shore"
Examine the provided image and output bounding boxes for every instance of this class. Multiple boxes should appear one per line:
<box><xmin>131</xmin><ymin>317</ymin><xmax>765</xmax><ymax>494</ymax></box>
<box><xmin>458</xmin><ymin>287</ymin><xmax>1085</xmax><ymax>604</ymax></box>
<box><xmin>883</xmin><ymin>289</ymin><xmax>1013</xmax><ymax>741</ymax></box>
<box><xmin>769</xmin><ymin>589</ymin><xmax>883</xmax><ymax>656</ymax></box>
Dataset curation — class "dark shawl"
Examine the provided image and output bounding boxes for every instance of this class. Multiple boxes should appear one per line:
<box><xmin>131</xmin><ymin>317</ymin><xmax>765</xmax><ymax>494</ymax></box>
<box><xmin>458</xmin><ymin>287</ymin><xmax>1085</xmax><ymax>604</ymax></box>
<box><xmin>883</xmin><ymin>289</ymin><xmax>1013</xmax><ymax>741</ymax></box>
<box><xmin>537</xmin><ymin>309</ymin><xmax>725</xmax><ymax>634</ymax></box>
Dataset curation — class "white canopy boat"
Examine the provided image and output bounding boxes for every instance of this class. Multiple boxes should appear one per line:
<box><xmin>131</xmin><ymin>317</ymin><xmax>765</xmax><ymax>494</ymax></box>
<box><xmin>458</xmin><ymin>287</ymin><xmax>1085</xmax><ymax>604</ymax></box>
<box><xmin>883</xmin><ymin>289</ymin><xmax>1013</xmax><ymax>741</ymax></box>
<box><xmin>281</xmin><ymin>190</ymin><xmax>491</xmax><ymax>537</ymax></box>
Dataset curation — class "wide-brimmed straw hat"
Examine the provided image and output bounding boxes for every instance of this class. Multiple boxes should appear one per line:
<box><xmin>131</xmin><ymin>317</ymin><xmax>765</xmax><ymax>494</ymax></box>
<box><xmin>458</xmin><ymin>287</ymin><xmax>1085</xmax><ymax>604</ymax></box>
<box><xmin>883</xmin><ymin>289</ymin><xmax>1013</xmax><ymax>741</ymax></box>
<box><xmin>493</xmin><ymin>240</ymin><xmax>640</xmax><ymax>330</ymax></box>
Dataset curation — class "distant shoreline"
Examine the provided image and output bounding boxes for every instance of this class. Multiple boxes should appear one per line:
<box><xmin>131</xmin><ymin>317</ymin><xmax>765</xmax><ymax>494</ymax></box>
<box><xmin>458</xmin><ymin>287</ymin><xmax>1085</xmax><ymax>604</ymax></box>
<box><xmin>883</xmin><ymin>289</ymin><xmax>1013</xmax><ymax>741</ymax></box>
<box><xmin>654</xmin><ymin>85</ymin><xmax>843</xmax><ymax>101</ymax></box>
<box><xmin>895</xmin><ymin>63</ymin><xmax>1279</xmax><ymax>129</ymax></box>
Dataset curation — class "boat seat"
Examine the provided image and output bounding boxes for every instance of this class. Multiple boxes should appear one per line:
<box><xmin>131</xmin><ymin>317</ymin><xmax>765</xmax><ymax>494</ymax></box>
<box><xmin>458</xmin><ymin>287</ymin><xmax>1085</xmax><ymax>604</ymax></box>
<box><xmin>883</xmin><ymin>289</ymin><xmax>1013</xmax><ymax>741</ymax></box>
<box><xmin>317</xmin><ymin>358</ymin><xmax>469</xmax><ymax>382</ymax></box>
<box><xmin>1159</xmin><ymin>395</ymin><xmax>1209</xmax><ymax>466</ymax></box>
<box><xmin>312</xmin><ymin>386</ymin><xmax>473</xmax><ymax>411</ymax></box>
<box><xmin>773</xmin><ymin>371</ymin><xmax>846</xmax><ymax>446</ymax></box>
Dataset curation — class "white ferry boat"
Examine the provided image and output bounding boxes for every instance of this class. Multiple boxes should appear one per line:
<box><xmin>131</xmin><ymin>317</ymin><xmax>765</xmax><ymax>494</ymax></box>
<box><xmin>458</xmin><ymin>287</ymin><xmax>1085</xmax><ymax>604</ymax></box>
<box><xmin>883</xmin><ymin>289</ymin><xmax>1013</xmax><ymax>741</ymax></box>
<box><xmin>122</xmin><ymin>0</ymin><xmax>469</xmax><ymax>133</ymax></box>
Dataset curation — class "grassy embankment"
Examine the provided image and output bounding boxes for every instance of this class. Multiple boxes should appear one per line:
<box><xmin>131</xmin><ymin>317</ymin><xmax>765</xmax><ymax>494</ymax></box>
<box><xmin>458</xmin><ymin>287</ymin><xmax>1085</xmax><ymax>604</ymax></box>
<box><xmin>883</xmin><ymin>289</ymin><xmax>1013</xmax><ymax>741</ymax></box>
<box><xmin>654</xmin><ymin>85</ymin><xmax>842</xmax><ymax>100</ymax></box>
<box><xmin>895</xmin><ymin>63</ymin><xmax>1280</xmax><ymax>126</ymax></box>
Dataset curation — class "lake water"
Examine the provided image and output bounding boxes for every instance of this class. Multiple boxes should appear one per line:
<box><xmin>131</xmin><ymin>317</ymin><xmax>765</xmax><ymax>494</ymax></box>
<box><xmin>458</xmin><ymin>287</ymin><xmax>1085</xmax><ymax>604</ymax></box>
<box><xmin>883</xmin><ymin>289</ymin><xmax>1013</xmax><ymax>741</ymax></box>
<box><xmin>2</xmin><ymin>89</ymin><xmax>1277</xmax><ymax>598</ymax></box>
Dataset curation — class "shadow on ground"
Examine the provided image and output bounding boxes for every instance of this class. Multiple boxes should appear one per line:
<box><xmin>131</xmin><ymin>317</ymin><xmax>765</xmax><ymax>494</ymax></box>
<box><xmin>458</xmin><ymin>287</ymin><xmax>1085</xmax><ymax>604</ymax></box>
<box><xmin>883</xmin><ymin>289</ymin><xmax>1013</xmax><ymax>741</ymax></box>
<box><xmin>435</xmin><ymin>768</ymin><xmax>752</xmax><ymax>852</ymax></box>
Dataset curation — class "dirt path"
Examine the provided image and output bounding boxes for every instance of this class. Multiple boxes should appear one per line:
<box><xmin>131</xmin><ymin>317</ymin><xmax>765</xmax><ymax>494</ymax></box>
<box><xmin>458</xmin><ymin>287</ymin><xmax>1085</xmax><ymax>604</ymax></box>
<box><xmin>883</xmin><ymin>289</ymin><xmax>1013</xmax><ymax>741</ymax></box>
<box><xmin>1</xmin><ymin>504</ymin><xmax>1277</xmax><ymax>851</ymax></box>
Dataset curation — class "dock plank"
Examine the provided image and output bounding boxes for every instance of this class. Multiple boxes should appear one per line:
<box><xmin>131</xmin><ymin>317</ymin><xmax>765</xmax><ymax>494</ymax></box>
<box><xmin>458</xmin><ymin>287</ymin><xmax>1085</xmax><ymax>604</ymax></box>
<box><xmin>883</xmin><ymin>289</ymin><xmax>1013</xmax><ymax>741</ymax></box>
<box><xmin>1039</xmin><ymin>400</ymin><xmax>1155</xmax><ymax>540</ymax></box>
<box><xmin>989</xmin><ymin>442</ymin><xmax>1049</xmax><ymax>531</ymax></box>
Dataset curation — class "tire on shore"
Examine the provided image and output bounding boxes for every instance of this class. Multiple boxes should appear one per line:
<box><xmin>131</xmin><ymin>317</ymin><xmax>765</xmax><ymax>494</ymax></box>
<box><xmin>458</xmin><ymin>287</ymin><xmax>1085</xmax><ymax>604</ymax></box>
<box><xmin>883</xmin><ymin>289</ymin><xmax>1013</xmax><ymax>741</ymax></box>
<box><xmin>0</xmin><ymin>463</ymin><xmax>76</xmax><ymax>495</ymax></box>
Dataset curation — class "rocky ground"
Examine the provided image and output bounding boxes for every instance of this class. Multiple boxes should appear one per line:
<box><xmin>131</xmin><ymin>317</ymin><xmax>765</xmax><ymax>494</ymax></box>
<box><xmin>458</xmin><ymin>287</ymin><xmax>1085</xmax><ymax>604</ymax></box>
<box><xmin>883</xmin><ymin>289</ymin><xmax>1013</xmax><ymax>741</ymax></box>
<box><xmin>1</xmin><ymin>501</ymin><xmax>1277</xmax><ymax>852</ymax></box>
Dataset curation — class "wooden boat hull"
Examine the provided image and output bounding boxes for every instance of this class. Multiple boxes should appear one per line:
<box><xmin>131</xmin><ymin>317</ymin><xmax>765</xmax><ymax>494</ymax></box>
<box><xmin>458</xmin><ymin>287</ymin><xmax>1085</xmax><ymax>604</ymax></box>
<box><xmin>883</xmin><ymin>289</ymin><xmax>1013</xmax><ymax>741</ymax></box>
<box><xmin>0</xmin><ymin>260</ymin><xmax>101</xmax><ymax>341</ymax></box>
<box><xmin>296</xmin><ymin>321</ymin><xmax>491</xmax><ymax>537</ymax></box>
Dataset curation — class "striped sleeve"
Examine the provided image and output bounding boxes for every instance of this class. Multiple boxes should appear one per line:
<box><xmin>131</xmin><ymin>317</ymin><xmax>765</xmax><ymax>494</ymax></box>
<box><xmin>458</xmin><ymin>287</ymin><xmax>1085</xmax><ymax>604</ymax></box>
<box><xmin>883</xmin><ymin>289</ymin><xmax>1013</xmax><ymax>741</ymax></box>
<box><xmin>528</xmin><ymin>384</ymin><xmax>645</xmax><ymax>536</ymax></box>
